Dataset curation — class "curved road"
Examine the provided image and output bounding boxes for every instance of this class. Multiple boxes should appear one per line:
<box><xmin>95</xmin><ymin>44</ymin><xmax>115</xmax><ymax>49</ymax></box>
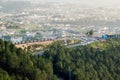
<box><xmin>34</xmin><ymin>37</ymin><xmax>98</xmax><ymax>56</ymax></box>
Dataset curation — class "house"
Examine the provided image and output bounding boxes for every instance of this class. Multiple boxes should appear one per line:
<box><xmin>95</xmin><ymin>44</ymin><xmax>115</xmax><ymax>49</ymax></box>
<box><xmin>11</xmin><ymin>37</ymin><xmax>23</xmax><ymax>44</ymax></box>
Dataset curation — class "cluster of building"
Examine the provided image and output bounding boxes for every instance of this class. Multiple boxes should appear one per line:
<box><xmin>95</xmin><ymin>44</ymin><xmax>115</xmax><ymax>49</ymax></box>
<box><xmin>0</xmin><ymin>2</ymin><xmax>120</xmax><ymax>44</ymax></box>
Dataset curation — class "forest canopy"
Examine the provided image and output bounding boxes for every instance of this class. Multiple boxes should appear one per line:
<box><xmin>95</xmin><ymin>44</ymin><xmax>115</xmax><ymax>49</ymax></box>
<box><xmin>0</xmin><ymin>38</ymin><xmax>120</xmax><ymax>80</ymax></box>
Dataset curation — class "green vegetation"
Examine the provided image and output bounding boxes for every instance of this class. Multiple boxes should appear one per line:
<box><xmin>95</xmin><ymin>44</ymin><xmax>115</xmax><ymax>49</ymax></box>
<box><xmin>0</xmin><ymin>39</ymin><xmax>57</xmax><ymax>80</ymax></box>
<box><xmin>43</xmin><ymin>41</ymin><xmax>120</xmax><ymax>80</ymax></box>
<box><xmin>0</xmin><ymin>37</ymin><xmax>120</xmax><ymax>80</ymax></box>
<box><xmin>88</xmin><ymin>36</ymin><xmax>120</xmax><ymax>50</ymax></box>
<box><xmin>86</xmin><ymin>29</ymin><xmax>94</xmax><ymax>37</ymax></box>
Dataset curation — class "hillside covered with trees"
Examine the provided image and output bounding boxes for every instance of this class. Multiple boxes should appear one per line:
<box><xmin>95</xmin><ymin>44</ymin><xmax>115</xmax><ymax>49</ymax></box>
<box><xmin>0</xmin><ymin>37</ymin><xmax>120</xmax><ymax>80</ymax></box>
<box><xmin>43</xmin><ymin>39</ymin><xmax>120</xmax><ymax>80</ymax></box>
<box><xmin>0</xmin><ymin>39</ymin><xmax>57</xmax><ymax>80</ymax></box>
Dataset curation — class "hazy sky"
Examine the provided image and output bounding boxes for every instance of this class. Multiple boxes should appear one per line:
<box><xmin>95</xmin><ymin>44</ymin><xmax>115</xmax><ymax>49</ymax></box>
<box><xmin>28</xmin><ymin>0</ymin><xmax>120</xmax><ymax>7</ymax></box>
<box><xmin>5</xmin><ymin>0</ymin><xmax>120</xmax><ymax>7</ymax></box>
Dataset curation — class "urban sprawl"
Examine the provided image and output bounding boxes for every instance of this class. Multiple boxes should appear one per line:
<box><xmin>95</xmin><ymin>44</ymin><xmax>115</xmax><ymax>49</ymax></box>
<box><xmin>0</xmin><ymin>1</ymin><xmax>120</xmax><ymax>44</ymax></box>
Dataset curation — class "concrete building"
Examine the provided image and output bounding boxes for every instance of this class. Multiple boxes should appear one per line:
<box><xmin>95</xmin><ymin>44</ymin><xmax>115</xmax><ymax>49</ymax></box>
<box><xmin>11</xmin><ymin>37</ymin><xmax>23</xmax><ymax>44</ymax></box>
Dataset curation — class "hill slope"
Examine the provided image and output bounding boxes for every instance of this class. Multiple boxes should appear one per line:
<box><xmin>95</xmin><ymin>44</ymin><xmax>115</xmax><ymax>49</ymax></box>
<box><xmin>0</xmin><ymin>37</ymin><xmax>120</xmax><ymax>80</ymax></box>
<box><xmin>43</xmin><ymin>38</ymin><xmax>120</xmax><ymax>80</ymax></box>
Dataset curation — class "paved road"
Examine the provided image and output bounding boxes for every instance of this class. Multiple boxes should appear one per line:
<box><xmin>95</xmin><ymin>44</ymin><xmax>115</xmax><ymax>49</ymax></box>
<box><xmin>32</xmin><ymin>51</ymin><xmax>44</xmax><ymax>56</ymax></box>
<box><xmin>67</xmin><ymin>37</ymin><xmax>97</xmax><ymax>48</ymax></box>
<box><xmin>34</xmin><ymin>37</ymin><xmax>98</xmax><ymax>55</ymax></box>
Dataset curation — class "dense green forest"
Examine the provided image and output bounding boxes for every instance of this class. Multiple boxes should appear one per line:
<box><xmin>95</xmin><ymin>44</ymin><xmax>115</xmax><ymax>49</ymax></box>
<box><xmin>43</xmin><ymin>39</ymin><xmax>120</xmax><ymax>80</ymax></box>
<box><xmin>0</xmin><ymin>37</ymin><xmax>120</xmax><ymax>80</ymax></box>
<box><xmin>0</xmin><ymin>39</ymin><xmax>57</xmax><ymax>80</ymax></box>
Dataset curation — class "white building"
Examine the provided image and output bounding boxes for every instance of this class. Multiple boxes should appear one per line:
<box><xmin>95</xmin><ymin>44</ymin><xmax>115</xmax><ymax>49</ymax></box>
<box><xmin>61</xmin><ymin>31</ymin><xmax>66</xmax><ymax>38</ymax></box>
<box><xmin>11</xmin><ymin>37</ymin><xmax>23</xmax><ymax>44</ymax></box>
<box><xmin>26</xmin><ymin>32</ymin><xmax>36</xmax><ymax>37</ymax></box>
